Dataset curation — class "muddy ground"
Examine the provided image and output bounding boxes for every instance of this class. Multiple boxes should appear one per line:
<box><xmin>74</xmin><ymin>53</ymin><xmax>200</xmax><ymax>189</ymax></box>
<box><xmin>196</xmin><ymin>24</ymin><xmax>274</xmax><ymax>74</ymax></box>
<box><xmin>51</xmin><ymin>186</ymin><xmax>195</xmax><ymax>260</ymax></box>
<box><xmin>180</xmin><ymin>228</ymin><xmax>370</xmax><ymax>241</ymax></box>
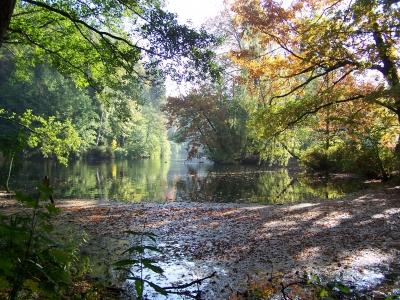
<box><xmin>1</xmin><ymin>181</ymin><xmax>400</xmax><ymax>299</ymax></box>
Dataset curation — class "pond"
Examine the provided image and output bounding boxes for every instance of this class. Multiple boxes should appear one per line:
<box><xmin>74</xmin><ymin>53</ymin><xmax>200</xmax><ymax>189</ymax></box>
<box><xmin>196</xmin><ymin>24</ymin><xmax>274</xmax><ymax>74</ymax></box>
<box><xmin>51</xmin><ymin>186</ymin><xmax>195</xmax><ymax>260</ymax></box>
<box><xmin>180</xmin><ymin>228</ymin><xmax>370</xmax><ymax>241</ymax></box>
<box><xmin>5</xmin><ymin>156</ymin><xmax>366</xmax><ymax>204</ymax></box>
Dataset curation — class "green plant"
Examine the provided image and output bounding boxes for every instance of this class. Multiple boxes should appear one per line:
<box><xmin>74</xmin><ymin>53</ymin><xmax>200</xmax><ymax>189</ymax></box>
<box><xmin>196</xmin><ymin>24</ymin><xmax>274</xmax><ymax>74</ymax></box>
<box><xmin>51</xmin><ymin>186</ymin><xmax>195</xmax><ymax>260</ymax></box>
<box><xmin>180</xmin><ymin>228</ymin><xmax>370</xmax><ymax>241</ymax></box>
<box><xmin>300</xmin><ymin>146</ymin><xmax>330</xmax><ymax>171</ymax></box>
<box><xmin>113</xmin><ymin>230</ymin><xmax>167</xmax><ymax>299</ymax></box>
<box><xmin>0</xmin><ymin>185</ymin><xmax>88</xmax><ymax>300</ymax></box>
<box><xmin>307</xmin><ymin>275</ymin><xmax>351</xmax><ymax>300</ymax></box>
<box><xmin>84</xmin><ymin>146</ymin><xmax>114</xmax><ymax>160</ymax></box>
<box><xmin>113</xmin><ymin>147</ymin><xmax>128</xmax><ymax>160</ymax></box>
<box><xmin>300</xmin><ymin>141</ymin><xmax>399</xmax><ymax>180</ymax></box>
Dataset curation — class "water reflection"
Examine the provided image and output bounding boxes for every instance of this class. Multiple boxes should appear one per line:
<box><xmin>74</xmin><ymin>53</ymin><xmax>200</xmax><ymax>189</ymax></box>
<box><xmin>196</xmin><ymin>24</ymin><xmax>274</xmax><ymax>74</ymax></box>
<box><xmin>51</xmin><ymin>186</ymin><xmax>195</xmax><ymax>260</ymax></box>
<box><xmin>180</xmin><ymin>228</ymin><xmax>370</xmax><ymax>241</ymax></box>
<box><xmin>6</xmin><ymin>157</ymin><xmax>366</xmax><ymax>203</ymax></box>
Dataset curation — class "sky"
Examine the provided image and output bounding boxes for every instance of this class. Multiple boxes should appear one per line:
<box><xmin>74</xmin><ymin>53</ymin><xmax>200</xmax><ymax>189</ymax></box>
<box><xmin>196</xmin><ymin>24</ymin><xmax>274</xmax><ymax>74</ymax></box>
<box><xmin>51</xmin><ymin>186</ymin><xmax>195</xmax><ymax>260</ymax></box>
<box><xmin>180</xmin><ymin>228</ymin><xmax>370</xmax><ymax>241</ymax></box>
<box><xmin>165</xmin><ymin>0</ymin><xmax>224</xmax><ymax>28</ymax></box>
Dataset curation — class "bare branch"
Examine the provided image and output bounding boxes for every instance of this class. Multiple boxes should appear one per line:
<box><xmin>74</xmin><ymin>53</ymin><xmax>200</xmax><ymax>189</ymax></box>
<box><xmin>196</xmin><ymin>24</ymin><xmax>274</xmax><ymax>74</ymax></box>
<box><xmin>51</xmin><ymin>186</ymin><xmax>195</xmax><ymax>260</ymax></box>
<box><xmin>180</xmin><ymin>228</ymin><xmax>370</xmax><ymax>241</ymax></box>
<box><xmin>163</xmin><ymin>271</ymin><xmax>217</xmax><ymax>291</ymax></box>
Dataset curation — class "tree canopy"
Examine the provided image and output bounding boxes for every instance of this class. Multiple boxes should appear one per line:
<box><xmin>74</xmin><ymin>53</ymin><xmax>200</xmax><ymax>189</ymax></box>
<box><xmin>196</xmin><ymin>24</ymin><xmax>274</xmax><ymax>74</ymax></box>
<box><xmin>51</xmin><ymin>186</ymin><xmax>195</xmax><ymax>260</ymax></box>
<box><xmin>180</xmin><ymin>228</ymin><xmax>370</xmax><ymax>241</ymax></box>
<box><xmin>230</xmin><ymin>0</ymin><xmax>399</xmax><ymax>144</ymax></box>
<box><xmin>0</xmin><ymin>0</ymin><xmax>222</xmax><ymax>90</ymax></box>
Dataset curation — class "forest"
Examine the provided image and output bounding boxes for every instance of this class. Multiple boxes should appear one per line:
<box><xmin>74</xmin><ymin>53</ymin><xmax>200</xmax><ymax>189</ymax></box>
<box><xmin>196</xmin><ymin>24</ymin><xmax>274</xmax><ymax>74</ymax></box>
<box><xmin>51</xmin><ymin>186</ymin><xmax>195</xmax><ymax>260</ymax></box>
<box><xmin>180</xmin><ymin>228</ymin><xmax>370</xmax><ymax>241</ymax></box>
<box><xmin>0</xmin><ymin>0</ymin><xmax>399</xmax><ymax>177</ymax></box>
<box><xmin>0</xmin><ymin>0</ymin><xmax>399</xmax><ymax>299</ymax></box>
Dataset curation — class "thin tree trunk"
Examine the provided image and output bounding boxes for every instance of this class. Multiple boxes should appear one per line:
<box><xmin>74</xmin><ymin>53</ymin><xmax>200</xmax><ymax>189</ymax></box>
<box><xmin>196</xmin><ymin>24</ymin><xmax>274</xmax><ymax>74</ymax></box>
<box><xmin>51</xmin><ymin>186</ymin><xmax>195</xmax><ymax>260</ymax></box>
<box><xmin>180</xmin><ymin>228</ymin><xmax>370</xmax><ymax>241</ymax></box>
<box><xmin>96</xmin><ymin>110</ymin><xmax>103</xmax><ymax>146</ymax></box>
<box><xmin>6</xmin><ymin>153</ymin><xmax>13</xmax><ymax>192</ymax></box>
<box><xmin>0</xmin><ymin>0</ymin><xmax>16</xmax><ymax>48</ymax></box>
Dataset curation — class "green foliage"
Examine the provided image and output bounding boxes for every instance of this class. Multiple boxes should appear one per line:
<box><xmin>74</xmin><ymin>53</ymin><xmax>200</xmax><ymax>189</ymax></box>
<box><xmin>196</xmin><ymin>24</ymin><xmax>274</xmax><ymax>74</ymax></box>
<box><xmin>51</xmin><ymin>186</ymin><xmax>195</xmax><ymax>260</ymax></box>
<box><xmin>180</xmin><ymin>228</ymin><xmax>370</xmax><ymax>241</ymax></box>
<box><xmin>0</xmin><ymin>109</ymin><xmax>81</xmax><ymax>165</ymax></box>
<box><xmin>0</xmin><ymin>185</ymin><xmax>89</xmax><ymax>300</ymax></box>
<box><xmin>4</xmin><ymin>0</ymin><xmax>222</xmax><ymax>91</ymax></box>
<box><xmin>307</xmin><ymin>275</ymin><xmax>351</xmax><ymax>300</ymax></box>
<box><xmin>84</xmin><ymin>146</ymin><xmax>114</xmax><ymax>160</ymax></box>
<box><xmin>113</xmin><ymin>230</ymin><xmax>167</xmax><ymax>299</ymax></box>
<box><xmin>0</xmin><ymin>58</ymin><xmax>99</xmax><ymax>153</ymax></box>
<box><xmin>114</xmin><ymin>147</ymin><xmax>128</xmax><ymax>159</ymax></box>
<box><xmin>300</xmin><ymin>146</ymin><xmax>331</xmax><ymax>171</ymax></box>
<box><xmin>300</xmin><ymin>142</ymin><xmax>399</xmax><ymax>180</ymax></box>
<box><xmin>163</xmin><ymin>84</ymin><xmax>251</xmax><ymax>163</ymax></box>
<box><xmin>0</xmin><ymin>54</ymin><xmax>173</xmax><ymax>160</ymax></box>
<box><xmin>124</xmin><ymin>105</ymin><xmax>171</xmax><ymax>158</ymax></box>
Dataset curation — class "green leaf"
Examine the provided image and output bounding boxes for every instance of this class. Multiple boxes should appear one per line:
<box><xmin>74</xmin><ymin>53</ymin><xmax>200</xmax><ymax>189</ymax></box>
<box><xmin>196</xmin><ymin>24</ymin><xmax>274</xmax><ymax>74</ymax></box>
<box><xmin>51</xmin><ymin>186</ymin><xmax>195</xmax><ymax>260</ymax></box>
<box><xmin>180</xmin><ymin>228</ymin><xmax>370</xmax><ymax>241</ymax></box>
<box><xmin>37</xmin><ymin>184</ymin><xmax>53</xmax><ymax>195</ymax></box>
<box><xmin>134</xmin><ymin>278</ymin><xmax>144</xmax><ymax>297</ymax></box>
<box><xmin>40</xmin><ymin>223</ymin><xmax>54</xmax><ymax>233</ymax></box>
<box><xmin>24</xmin><ymin>279</ymin><xmax>39</xmax><ymax>293</ymax></box>
<box><xmin>52</xmin><ymin>270</ymin><xmax>71</xmax><ymax>284</ymax></box>
<box><xmin>0</xmin><ymin>276</ymin><xmax>10</xmax><ymax>289</ymax></box>
<box><xmin>335</xmin><ymin>283</ymin><xmax>350</xmax><ymax>293</ymax></box>
<box><xmin>141</xmin><ymin>259</ymin><xmax>164</xmax><ymax>275</ymax></box>
<box><xmin>326</xmin><ymin>281</ymin><xmax>350</xmax><ymax>293</ymax></box>
<box><xmin>52</xmin><ymin>249</ymin><xmax>71</xmax><ymax>265</ymax></box>
<box><xmin>318</xmin><ymin>288</ymin><xmax>328</xmax><ymax>297</ymax></box>
<box><xmin>113</xmin><ymin>259</ymin><xmax>139</xmax><ymax>266</ymax></box>
<box><xmin>146</xmin><ymin>280</ymin><xmax>168</xmax><ymax>296</ymax></box>
<box><xmin>45</xmin><ymin>204</ymin><xmax>62</xmax><ymax>214</ymax></box>
<box><xmin>307</xmin><ymin>274</ymin><xmax>319</xmax><ymax>284</ymax></box>
<box><xmin>40</xmin><ymin>281</ymin><xmax>56</xmax><ymax>297</ymax></box>
<box><xmin>0</xmin><ymin>257</ymin><xmax>14</xmax><ymax>276</ymax></box>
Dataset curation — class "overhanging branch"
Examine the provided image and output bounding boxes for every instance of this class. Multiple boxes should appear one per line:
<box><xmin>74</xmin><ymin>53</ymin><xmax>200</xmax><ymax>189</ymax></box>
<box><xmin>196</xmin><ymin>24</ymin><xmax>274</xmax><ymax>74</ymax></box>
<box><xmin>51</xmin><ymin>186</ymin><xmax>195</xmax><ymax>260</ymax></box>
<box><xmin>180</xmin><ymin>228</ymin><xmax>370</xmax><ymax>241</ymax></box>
<box><xmin>273</xmin><ymin>94</ymin><xmax>365</xmax><ymax>137</ymax></box>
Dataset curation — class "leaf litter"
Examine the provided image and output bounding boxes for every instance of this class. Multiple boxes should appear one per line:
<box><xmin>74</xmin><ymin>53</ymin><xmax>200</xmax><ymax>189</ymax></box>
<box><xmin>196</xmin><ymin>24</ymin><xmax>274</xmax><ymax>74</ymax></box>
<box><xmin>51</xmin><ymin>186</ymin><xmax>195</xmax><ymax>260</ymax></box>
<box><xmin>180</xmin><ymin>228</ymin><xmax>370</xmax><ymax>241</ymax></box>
<box><xmin>1</xmin><ymin>182</ymin><xmax>400</xmax><ymax>298</ymax></box>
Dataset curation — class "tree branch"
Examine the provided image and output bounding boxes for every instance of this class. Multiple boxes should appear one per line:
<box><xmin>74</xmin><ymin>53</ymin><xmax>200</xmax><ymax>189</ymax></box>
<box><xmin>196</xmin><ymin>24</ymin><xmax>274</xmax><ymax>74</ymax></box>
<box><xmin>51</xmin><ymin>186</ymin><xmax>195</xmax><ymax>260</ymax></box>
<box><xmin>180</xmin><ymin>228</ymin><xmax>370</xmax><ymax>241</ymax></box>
<box><xmin>0</xmin><ymin>115</ymin><xmax>40</xmax><ymax>135</ymax></box>
<box><xmin>163</xmin><ymin>271</ymin><xmax>217</xmax><ymax>291</ymax></box>
<box><xmin>21</xmin><ymin>0</ymin><xmax>159</xmax><ymax>56</ymax></box>
<box><xmin>271</xmin><ymin>60</ymin><xmax>356</xmax><ymax>101</ymax></box>
<box><xmin>273</xmin><ymin>95</ymin><xmax>365</xmax><ymax>137</ymax></box>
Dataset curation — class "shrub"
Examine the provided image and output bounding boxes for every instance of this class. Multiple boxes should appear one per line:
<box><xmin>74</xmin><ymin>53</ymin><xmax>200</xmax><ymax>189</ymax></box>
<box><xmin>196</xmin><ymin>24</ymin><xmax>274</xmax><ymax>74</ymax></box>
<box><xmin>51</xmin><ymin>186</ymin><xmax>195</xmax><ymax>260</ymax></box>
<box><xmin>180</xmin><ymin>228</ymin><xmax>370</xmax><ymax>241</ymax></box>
<box><xmin>300</xmin><ymin>146</ymin><xmax>330</xmax><ymax>171</ymax></box>
<box><xmin>84</xmin><ymin>146</ymin><xmax>114</xmax><ymax>160</ymax></box>
<box><xmin>114</xmin><ymin>147</ymin><xmax>128</xmax><ymax>159</ymax></box>
<box><xmin>300</xmin><ymin>143</ymin><xmax>398</xmax><ymax>180</ymax></box>
<box><xmin>0</xmin><ymin>185</ymin><xmax>90</xmax><ymax>300</ymax></box>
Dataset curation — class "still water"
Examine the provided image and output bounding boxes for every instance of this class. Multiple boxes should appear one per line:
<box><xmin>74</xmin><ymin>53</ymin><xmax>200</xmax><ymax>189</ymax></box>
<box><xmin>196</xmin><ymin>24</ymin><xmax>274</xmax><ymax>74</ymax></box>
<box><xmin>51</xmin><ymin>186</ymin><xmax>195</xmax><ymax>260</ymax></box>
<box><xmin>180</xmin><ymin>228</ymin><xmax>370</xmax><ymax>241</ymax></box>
<box><xmin>6</xmin><ymin>157</ymin><xmax>366</xmax><ymax>204</ymax></box>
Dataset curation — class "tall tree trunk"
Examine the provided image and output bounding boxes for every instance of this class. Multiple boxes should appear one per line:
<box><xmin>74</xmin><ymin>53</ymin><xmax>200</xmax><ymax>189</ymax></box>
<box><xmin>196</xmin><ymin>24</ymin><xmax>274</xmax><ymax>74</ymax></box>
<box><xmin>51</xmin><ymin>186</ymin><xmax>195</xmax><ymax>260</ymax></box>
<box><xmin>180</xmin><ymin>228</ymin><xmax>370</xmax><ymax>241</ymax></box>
<box><xmin>372</xmin><ymin>23</ymin><xmax>400</xmax><ymax>154</ymax></box>
<box><xmin>396</xmin><ymin>114</ymin><xmax>400</xmax><ymax>154</ymax></box>
<box><xmin>96</xmin><ymin>110</ymin><xmax>103</xmax><ymax>146</ymax></box>
<box><xmin>6</xmin><ymin>152</ymin><xmax>14</xmax><ymax>192</ymax></box>
<box><xmin>0</xmin><ymin>0</ymin><xmax>17</xmax><ymax>47</ymax></box>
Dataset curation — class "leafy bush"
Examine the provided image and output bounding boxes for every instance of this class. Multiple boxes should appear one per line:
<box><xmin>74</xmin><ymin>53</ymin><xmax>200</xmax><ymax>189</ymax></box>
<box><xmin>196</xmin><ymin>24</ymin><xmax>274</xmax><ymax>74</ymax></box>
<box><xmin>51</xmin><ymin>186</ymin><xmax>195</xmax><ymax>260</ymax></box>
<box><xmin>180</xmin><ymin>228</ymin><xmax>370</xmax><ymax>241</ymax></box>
<box><xmin>300</xmin><ymin>143</ymin><xmax>398</xmax><ymax>180</ymax></box>
<box><xmin>355</xmin><ymin>145</ymin><xmax>398</xmax><ymax>180</ymax></box>
<box><xmin>84</xmin><ymin>146</ymin><xmax>114</xmax><ymax>160</ymax></box>
<box><xmin>114</xmin><ymin>147</ymin><xmax>128</xmax><ymax>159</ymax></box>
<box><xmin>299</xmin><ymin>146</ymin><xmax>330</xmax><ymax>170</ymax></box>
<box><xmin>0</xmin><ymin>185</ymin><xmax>89</xmax><ymax>300</ymax></box>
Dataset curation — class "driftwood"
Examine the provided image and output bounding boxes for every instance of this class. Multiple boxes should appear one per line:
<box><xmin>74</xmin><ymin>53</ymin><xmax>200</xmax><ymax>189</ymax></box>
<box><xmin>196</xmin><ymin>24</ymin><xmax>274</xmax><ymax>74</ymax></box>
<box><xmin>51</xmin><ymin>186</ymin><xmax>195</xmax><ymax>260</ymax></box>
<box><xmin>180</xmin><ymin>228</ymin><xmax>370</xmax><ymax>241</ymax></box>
<box><xmin>162</xmin><ymin>271</ymin><xmax>217</xmax><ymax>299</ymax></box>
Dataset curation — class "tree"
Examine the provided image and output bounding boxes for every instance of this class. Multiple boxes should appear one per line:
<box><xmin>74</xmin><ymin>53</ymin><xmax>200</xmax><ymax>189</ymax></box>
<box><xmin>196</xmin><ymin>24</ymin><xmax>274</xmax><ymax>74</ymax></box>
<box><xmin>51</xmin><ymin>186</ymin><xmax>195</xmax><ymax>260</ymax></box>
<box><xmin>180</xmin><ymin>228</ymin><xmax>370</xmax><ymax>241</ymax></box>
<box><xmin>162</xmin><ymin>85</ymin><xmax>249</xmax><ymax>163</ymax></box>
<box><xmin>1</xmin><ymin>0</ymin><xmax>222</xmax><ymax>91</ymax></box>
<box><xmin>230</xmin><ymin>0</ymin><xmax>400</xmax><ymax>149</ymax></box>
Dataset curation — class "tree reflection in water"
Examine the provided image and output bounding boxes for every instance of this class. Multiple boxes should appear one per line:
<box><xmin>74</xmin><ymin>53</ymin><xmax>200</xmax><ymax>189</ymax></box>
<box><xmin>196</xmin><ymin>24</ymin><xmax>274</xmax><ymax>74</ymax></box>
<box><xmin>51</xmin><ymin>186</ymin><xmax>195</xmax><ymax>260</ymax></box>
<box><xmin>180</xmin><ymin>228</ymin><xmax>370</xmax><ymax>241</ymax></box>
<box><xmin>7</xmin><ymin>158</ymin><xmax>366</xmax><ymax>204</ymax></box>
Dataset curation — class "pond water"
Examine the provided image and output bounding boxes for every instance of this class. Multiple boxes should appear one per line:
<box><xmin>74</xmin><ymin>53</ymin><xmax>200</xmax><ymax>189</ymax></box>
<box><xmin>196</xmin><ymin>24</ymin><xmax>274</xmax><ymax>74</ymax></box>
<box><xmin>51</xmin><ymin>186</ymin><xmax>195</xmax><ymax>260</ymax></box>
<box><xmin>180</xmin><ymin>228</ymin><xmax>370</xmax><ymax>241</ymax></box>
<box><xmin>5</xmin><ymin>156</ymin><xmax>367</xmax><ymax>204</ymax></box>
